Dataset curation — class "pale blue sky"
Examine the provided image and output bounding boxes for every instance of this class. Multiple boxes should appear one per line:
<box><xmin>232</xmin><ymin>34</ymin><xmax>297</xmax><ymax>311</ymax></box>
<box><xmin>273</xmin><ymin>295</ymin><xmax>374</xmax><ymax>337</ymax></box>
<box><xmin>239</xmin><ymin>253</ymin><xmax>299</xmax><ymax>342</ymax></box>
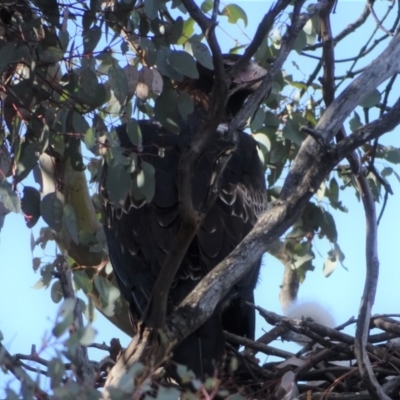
<box><xmin>1</xmin><ymin>0</ymin><xmax>400</xmax><ymax>391</ymax></box>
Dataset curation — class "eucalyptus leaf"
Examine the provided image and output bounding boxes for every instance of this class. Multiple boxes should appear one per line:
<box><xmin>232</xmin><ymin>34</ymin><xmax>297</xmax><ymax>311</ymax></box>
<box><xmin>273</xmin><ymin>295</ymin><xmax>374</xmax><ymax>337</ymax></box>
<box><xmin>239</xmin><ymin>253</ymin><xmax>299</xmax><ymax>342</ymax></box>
<box><xmin>170</xmin><ymin>51</ymin><xmax>199</xmax><ymax>79</ymax></box>
<box><xmin>40</xmin><ymin>192</ymin><xmax>63</xmax><ymax>232</ymax></box>
<box><xmin>83</xmin><ymin>26</ymin><xmax>102</xmax><ymax>54</ymax></box>
<box><xmin>221</xmin><ymin>4</ymin><xmax>248</xmax><ymax>27</ymax></box>
<box><xmin>109</xmin><ymin>63</ymin><xmax>128</xmax><ymax>105</ymax></box>
<box><xmin>0</xmin><ymin>180</ymin><xmax>21</xmax><ymax>213</ymax></box>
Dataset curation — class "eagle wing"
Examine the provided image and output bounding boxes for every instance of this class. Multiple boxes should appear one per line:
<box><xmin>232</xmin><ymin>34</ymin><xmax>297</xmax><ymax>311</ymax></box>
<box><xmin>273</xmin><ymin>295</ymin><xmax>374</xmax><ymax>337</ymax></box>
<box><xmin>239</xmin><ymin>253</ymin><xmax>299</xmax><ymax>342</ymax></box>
<box><xmin>101</xmin><ymin>116</ymin><xmax>266</xmax><ymax>375</ymax></box>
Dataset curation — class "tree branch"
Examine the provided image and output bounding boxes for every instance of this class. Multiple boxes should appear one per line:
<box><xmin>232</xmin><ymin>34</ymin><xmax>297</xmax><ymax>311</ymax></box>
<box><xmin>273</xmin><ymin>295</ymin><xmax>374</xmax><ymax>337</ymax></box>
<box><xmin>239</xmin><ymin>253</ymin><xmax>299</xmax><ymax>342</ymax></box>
<box><xmin>0</xmin><ymin>342</ymin><xmax>48</xmax><ymax>400</ymax></box>
<box><xmin>353</xmin><ymin>172</ymin><xmax>387</xmax><ymax>400</ymax></box>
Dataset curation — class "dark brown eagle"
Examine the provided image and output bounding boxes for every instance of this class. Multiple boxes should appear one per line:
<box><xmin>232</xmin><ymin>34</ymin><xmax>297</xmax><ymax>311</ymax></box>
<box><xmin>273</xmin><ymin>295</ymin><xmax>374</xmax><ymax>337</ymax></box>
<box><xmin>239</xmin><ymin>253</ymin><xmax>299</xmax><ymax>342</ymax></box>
<box><xmin>100</xmin><ymin>55</ymin><xmax>267</xmax><ymax>377</ymax></box>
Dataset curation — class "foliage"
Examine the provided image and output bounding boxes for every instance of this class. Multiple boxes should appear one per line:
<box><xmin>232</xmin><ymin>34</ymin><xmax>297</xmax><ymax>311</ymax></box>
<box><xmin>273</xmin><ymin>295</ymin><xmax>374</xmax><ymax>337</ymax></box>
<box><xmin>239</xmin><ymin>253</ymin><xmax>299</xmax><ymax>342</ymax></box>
<box><xmin>1</xmin><ymin>0</ymin><xmax>400</xmax><ymax>399</ymax></box>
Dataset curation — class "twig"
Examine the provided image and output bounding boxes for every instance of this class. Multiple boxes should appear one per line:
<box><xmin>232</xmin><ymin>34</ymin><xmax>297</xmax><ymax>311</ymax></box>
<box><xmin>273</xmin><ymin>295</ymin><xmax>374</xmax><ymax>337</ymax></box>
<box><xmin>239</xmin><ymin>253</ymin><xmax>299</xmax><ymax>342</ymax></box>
<box><xmin>230</xmin><ymin>0</ymin><xmax>330</xmax><ymax>132</ymax></box>
<box><xmin>0</xmin><ymin>342</ymin><xmax>49</xmax><ymax>400</ymax></box>
<box><xmin>335</xmin><ymin>95</ymin><xmax>400</xmax><ymax>156</ymax></box>
<box><xmin>367</xmin><ymin>0</ymin><xmax>394</xmax><ymax>36</ymax></box>
<box><xmin>305</xmin><ymin>4</ymin><xmax>370</xmax><ymax>51</ymax></box>
<box><xmin>224</xmin><ymin>331</ymin><xmax>295</xmax><ymax>359</ymax></box>
<box><xmin>318</xmin><ymin>5</ymin><xmax>385</xmax><ymax>396</ymax></box>
<box><xmin>229</xmin><ymin>0</ymin><xmax>292</xmax><ymax>80</ymax></box>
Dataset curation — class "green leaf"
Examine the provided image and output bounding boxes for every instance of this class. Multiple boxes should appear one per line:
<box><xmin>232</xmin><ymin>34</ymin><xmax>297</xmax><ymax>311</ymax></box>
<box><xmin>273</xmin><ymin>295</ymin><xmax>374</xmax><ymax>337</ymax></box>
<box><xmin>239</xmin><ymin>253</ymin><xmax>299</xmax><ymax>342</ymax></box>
<box><xmin>79</xmin><ymin>324</ymin><xmax>97</xmax><ymax>345</ymax></box>
<box><xmin>177</xmin><ymin>91</ymin><xmax>194</xmax><ymax>120</ymax></box>
<box><xmin>200</xmin><ymin>0</ymin><xmax>213</xmax><ymax>12</ymax></box>
<box><xmin>166</xmin><ymin>16</ymin><xmax>184</xmax><ymax>44</ymax></box>
<box><xmin>381</xmin><ymin>166</ymin><xmax>393</xmax><ymax>177</ymax></box>
<box><xmin>156</xmin><ymin>387</ymin><xmax>182</xmax><ymax>400</ymax></box>
<box><xmin>155</xmin><ymin>48</ymin><xmax>182</xmax><ymax>81</ymax></box>
<box><xmin>0</xmin><ymin>142</ymin><xmax>11</xmax><ymax>178</ymax></box>
<box><xmin>40</xmin><ymin>192</ymin><xmax>63</xmax><ymax>231</ymax></box>
<box><xmin>189</xmin><ymin>41</ymin><xmax>213</xmax><ymax>69</ymax></box>
<box><xmin>319</xmin><ymin>210</ymin><xmax>337</xmax><ymax>243</ymax></box>
<box><xmin>144</xmin><ymin>0</ymin><xmax>162</xmax><ymax>20</ymax></box>
<box><xmin>106</xmin><ymin>159</ymin><xmax>131</xmax><ymax>206</ymax></box>
<box><xmin>0</xmin><ymin>202</ymin><xmax>7</xmax><ymax>234</ymax></box>
<box><xmin>81</xmin><ymin>68</ymin><xmax>99</xmax><ymax>95</ymax></box>
<box><xmin>323</xmin><ymin>254</ymin><xmax>337</xmax><ymax>277</ymax></box>
<box><xmin>93</xmin><ymin>275</ymin><xmax>120</xmax><ymax>316</ymax></box>
<box><xmin>0</xmin><ymin>180</ymin><xmax>21</xmax><ymax>213</ymax></box>
<box><xmin>72</xmin><ymin>111</ymin><xmax>90</xmax><ymax>135</ymax></box>
<box><xmin>31</xmin><ymin>0</ymin><xmax>59</xmax><ymax>26</ymax></box>
<box><xmin>34</xmin><ymin>263</ymin><xmax>55</xmax><ymax>289</ymax></box>
<box><xmin>83</xmin><ymin>296</ymin><xmax>96</xmax><ymax>323</ymax></box>
<box><xmin>384</xmin><ymin>146</ymin><xmax>400</xmax><ymax>164</ymax></box>
<box><xmin>83</xmin><ymin>26</ymin><xmax>102</xmax><ymax>54</ymax></box>
<box><xmin>84</xmin><ymin>127</ymin><xmax>96</xmax><ymax>154</ymax></box>
<box><xmin>293</xmin><ymin>30</ymin><xmax>307</xmax><ymax>53</ymax></box>
<box><xmin>52</xmin><ymin>314</ymin><xmax>74</xmax><ymax>338</ymax></box>
<box><xmin>221</xmin><ymin>4</ymin><xmax>248</xmax><ymax>27</ymax></box>
<box><xmin>63</xmin><ymin>204</ymin><xmax>79</xmax><ymax>244</ymax></box>
<box><xmin>170</xmin><ymin>51</ymin><xmax>199</xmax><ymax>79</ymax></box>
<box><xmin>177</xmin><ymin>18</ymin><xmax>195</xmax><ymax>45</ymax></box>
<box><xmin>292</xmin><ymin>249</ymin><xmax>314</xmax><ymax>270</ymax></box>
<box><xmin>73</xmin><ymin>271</ymin><xmax>93</xmax><ymax>294</ymax></box>
<box><xmin>264</xmin><ymin>111</ymin><xmax>280</xmax><ymax>127</ymax></box>
<box><xmin>15</xmin><ymin>142</ymin><xmax>40</xmax><ymax>183</ymax></box>
<box><xmin>137</xmin><ymin>161</ymin><xmax>156</xmax><ymax>202</ymax></box>
<box><xmin>65</xmin><ymin>136</ymin><xmax>86</xmax><ymax>172</ymax></box>
<box><xmin>359</xmin><ymin>89</ymin><xmax>381</xmax><ymax>108</ymax></box>
<box><xmin>316</xmin><ymin>182</ymin><xmax>326</xmax><ymax>203</ymax></box>
<box><xmin>21</xmin><ymin>186</ymin><xmax>41</xmax><ymax>228</ymax></box>
<box><xmin>57</xmin><ymin>298</ymin><xmax>76</xmax><ymax>319</ymax></box>
<box><xmin>51</xmin><ymin>280</ymin><xmax>63</xmax><ymax>303</ymax></box>
<box><xmin>329</xmin><ymin>177</ymin><xmax>339</xmax><ymax>204</ymax></box>
<box><xmin>303</xmin><ymin>16</ymin><xmax>317</xmax><ymax>45</ymax></box>
<box><xmin>282</xmin><ymin>118</ymin><xmax>306</xmax><ymax>146</ymax></box>
<box><xmin>154</xmin><ymin>88</ymin><xmax>180</xmax><ymax>133</ymax></box>
<box><xmin>127</xmin><ymin>119</ymin><xmax>143</xmax><ymax>148</ymax></box>
<box><xmin>349</xmin><ymin>111</ymin><xmax>362</xmax><ymax>132</ymax></box>
<box><xmin>32</xmin><ymin>257</ymin><xmax>41</xmax><ymax>271</ymax></box>
<box><xmin>251</xmin><ymin>133</ymin><xmax>271</xmax><ymax>154</ymax></box>
<box><xmin>109</xmin><ymin>63</ymin><xmax>128</xmax><ymax>105</ymax></box>
<box><xmin>0</xmin><ymin>43</ymin><xmax>16</xmax><ymax>75</ymax></box>
<box><xmin>4</xmin><ymin>389</ymin><xmax>19</xmax><ymax>400</ymax></box>
<box><xmin>48</xmin><ymin>358</ymin><xmax>66</xmax><ymax>388</ymax></box>
<box><xmin>58</xmin><ymin>30</ymin><xmax>69</xmax><ymax>51</ymax></box>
